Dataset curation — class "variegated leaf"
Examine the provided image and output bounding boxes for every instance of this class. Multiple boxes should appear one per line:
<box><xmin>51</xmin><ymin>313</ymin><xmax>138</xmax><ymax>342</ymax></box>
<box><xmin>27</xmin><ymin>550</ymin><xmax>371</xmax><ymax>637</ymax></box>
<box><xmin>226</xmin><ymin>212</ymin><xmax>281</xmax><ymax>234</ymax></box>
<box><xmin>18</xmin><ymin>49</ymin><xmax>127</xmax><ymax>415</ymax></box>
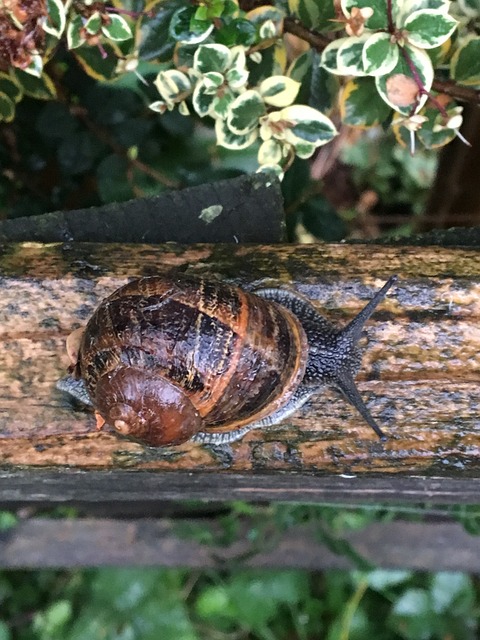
<box><xmin>43</xmin><ymin>0</ymin><xmax>66</xmax><ymax>37</ymax></box>
<box><xmin>336</xmin><ymin>35</ymin><xmax>370</xmax><ymax>76</ymax></box>
<box><xmin>279</xmin><ymin>105</ymin><xmax>338</xmax><ymax>146</ymax></box>
<box><xmin>362</xmin><ymin>32</ymin><xmax>399</xmax><ymax>75</ymax></box>
<box><xmin>375</xmin><ymin>45</ymin><xmax>433</xmax><ymax>115</ymax></box>
<box><xmin>259</xmin><ymin>76</ymin><xmax>301</xmax><ymax>107</ymax></box>
<box><xmin>215</xmin><ymin>118</ymin><xmax>258</xmax><ymax>149</ymax></box>
<box><xmin>227</xmin><ymin>90</ymin><xmax>265</xmax><ymax>135</ymax></box>
<box><xmin>102</xmin><ymin>14</ymin><xmax>133</xmax><ymax>42</ymax></box>
<box><xmin>194</xmin><ymin>44</ymin><xmax>231</xmax><ymax>74</ymax></box>
<box><xmin>404</xmin><ymin>9</ymin><xmax>457</xmax><ymax>49</ymax></box>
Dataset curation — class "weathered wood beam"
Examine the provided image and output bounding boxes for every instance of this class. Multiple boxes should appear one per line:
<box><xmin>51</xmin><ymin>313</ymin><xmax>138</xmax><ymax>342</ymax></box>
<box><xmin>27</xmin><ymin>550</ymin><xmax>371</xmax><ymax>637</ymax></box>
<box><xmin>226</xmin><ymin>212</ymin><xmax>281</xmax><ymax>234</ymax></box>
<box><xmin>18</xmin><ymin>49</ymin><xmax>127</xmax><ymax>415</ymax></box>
<box><xmin>1</xmin><ymin>517</ymin><xmax>479</xmax><ymax>572</ymax></box>
<box><xmin>0</xmin><ymin>242</ymin><xmax>479</xmax><ymax>498</ymax></box>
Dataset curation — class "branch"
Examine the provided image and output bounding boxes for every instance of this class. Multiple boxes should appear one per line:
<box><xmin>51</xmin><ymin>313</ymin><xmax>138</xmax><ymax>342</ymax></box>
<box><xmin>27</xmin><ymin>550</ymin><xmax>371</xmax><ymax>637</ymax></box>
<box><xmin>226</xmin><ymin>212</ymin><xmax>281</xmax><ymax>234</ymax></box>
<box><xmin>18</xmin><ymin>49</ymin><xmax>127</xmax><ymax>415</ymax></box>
<box><xmin>432</xmin><ymin>79</ymin><xmax>480</xmax><ymax>106</ymax></box>
<box><xmin>283</xmin><ymin>17</ymin><xmax>480</xmax><ymax>107</ymax></box>
<box><xmin>283</xmin><ymin>16</ymin><xmax>333</xmax><ymax>49</ymax></box>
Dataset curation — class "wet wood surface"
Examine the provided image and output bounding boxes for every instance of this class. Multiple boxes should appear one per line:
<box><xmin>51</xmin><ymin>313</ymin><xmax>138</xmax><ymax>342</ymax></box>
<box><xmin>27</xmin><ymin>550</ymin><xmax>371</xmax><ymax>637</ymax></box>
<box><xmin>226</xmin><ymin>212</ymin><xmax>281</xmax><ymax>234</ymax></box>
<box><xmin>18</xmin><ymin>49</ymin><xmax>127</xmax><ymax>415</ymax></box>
<box><xmin>1</xmin><ymin>516</ymin><xmax>479</xmax><ymax>572</ymax></box>
<box><xmin>0</xmin><ymin>242</ymin><xmax>479</xmax><ymax>498</ymax></box>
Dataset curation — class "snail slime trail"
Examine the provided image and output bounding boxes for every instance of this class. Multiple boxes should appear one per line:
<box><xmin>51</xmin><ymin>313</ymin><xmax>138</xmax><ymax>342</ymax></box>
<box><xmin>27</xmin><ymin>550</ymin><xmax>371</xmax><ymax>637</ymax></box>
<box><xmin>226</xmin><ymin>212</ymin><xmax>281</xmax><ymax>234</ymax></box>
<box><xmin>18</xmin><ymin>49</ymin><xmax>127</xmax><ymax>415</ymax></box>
<box><xmin>57</xmin><ymin>273</ymin><xmax>397</xmax><ymax>446</ymax></box>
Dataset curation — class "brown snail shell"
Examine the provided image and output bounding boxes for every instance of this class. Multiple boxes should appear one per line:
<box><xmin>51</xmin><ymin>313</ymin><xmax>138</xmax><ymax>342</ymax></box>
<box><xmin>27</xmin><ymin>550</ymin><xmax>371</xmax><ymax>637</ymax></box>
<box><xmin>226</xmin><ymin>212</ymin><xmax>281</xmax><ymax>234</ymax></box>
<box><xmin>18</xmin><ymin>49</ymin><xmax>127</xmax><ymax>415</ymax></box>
<box><xmin>73</xmin><ymin>274</ymin><xmax>309</xmax><ymax>446</ymax></box>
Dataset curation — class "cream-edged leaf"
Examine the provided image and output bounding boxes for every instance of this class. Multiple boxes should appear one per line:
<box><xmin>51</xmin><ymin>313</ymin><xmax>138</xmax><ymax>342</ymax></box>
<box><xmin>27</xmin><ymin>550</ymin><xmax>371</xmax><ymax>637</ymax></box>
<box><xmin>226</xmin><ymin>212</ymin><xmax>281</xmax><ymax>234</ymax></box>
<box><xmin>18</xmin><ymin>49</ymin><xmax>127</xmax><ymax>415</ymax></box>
<box><xmin>258</xmin><ymin>138</ymin><xmax>284</xmax><ymax>165</ymax></box>
<box><xmin>362</xmin><ymin>32</ymin><xmax>399</xmax><ymax>75</ymax></box>
<box><xmin>336</xmin><ymin>35</ymin><xmax>370</xmax><ymax>76</ymax></box>
<box><xmin>279</xmin><ymin>105</ymin><xmax>338</xmax><ymax>146</ymax></box>
<box><xmin>404</xmin><ymin>9</ymin><xmax>457</xmax><ymax>49</ymax></box>
<box><xmin>259</xmin><ymin>76</ymin><xmax>301</xmax><ymax>107</ymax></box>
<box><xmin>375</xmin><ymin>45</ymin><xmax>433</xmax><ymax>115</ymax></box>
<box><xmin>43</xmin><ymin>0</ymin><xmax>66</xmax><ymax>37</ymax></box>
<box><xmin>194</xmin><ymin>44</ymin><xmax>231</xmax><ymax>74</ymax></box>
<box><xmin>320</xmin><ymin>39</ymin><xmax>348</xmax><ymax>75</ymax></box>
<box><xmin>215</xmin><ymin>118</ymin><xmax>258</xmax><ymax>149</ymax></box>
<box><xmin>227</xmin><ymin>90</ymin><xmax>265</xmax><ymax>135</ymax></box>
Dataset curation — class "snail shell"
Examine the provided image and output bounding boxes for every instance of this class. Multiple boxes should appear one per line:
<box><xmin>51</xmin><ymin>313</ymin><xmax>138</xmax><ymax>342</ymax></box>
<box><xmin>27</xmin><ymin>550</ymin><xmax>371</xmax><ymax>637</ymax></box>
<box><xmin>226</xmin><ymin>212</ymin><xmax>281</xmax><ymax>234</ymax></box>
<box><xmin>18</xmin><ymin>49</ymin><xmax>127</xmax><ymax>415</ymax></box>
<box><xmin>73</xmin><ymin>274</ymin><xmax>309</xmax><ymax>446</ymax></box>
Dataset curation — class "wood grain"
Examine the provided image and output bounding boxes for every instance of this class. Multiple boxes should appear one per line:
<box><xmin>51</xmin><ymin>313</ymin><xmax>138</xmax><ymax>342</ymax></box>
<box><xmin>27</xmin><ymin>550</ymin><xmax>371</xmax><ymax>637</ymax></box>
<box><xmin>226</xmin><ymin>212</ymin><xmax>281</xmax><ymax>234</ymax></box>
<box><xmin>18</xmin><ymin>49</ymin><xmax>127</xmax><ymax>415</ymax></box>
<box><xmin>0</xmin><ymin>242</ymin><xmax>479</xmax><ymax>489</ymax></box>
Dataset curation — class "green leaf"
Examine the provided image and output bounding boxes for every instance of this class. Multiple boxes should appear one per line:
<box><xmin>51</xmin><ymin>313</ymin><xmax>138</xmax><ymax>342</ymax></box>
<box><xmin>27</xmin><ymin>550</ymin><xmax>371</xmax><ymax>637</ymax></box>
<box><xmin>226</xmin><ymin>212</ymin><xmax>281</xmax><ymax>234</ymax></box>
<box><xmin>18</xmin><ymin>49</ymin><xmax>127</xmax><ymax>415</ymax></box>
<box><xmin>340</xmin><ymin>77</ymin><xmax>391</xmax><ymax>126</ymax></box>
<box><xmin>44</xmin><ymin>0</ymin><xmax>66</xmax><ymax>37</ymax></box>
<box><xmin>365</xmin><ymin>570</ymin><xmax>413</xmax><ymax>591</ymax></box>
<box><xmin>23</xmin><ymin>54</ymin><xmax>43</xmax><ymax>78</ymax></box>
<box><xmin>430</xmin><ymin>573</ymin><xmax>473</xmax><ymax>614</ymax></box>
<box><xmin>216</xmin><ymin>18</ymin><xmax>256</xmax><ymax>47</ymax></box>
<box><xmin>13</xmin><ymin>69</ymin><xmax>57</xmax><ymax>100</ymax></box>
<box><xmin>258</xmin><ymin>139</ymin><xmax>284</xmax><ymax>165</ymax></box>
<box><xmin>412</xmin><ymin>105</ymin><xmax>455</xmax><ymax>149</ymax></box>
<box><xmin>72</xmin><ymin>44</ymin><xmax>118</xmax><ymax>81</ymax></box>
<box><xmin>294</xmin><ymin>141</ymin><xmax>316</xmax><ymax>158</ymax></box>
<box><xmin>67</xmin><ymin>15</ymin><xmax>86</xmax><ymax>49</ymax></box>
<box><xmin>192</xmin><ymin>81</ymin><xmax>216</xmax><ymax>116</ymax></box>
<box><xmin>450</xmin><ymin>37</ymin><xmax>480</xmax><ymax>86</ymax></box>
<box><xmin>225</xmin><ymin>67</ymin><xmax>249</xmax><ymax>90</ymax></box>
<box><xmin>310</xmin><ymin>60</ymin><xmax>339</xmax><ymax>113</ymax></box>
<box><xmin>154</xmin><ymin>69</ymin><xmax>192</xmax><ymax>104</ymax></box>
<box><xmin>280</xmin><ymin>105</ymin><xmax>337</xmax><ymax>146</ymax></box>
<box><xmin>375</xmin><ymin>44</ymin><xmax>433</xmax><ymax>115</ymax></box>
<box><xmin>389</xmin><ymin>588</ymin><xmax>434</xmax><ymax>640</ymax></box>
<box><xmin>287</xmin><ymin>0</ymin><xmax>335</xmax><ymax>30</ymax></box>
<box><xmin>0</xmin><ymin>621</ymin><xmax>10</xmax><ymax>640</ymax></box>
<box><xmin>0</xmin><ymin>511</ymin><xmax>17</xmax><ymax>531</ymax></box>
<box><xmin>203</xmin><ymin>71</ymin><xmax>224</xmax><ymax>92</ymax></box>
<box><xmin>227</xmin><ymin>90</ymin><xmax>265</xmax><ymax>134</ymax></box>
<box><xmin>404</xmin><ymin>9</ymin><xmax>457</xmax><ymax>49</ymax></box>
<box><xmin>215</xmin><ymin>118</ymin><xmax>258</xmax><ymax>149</ymax></box>
<box><xmin>0</xmin><ymin>94</ymin><xmax>15</xmax><ymax>122</ymax></box>
<box><xmin>211</xmin><ymin>90</ymin><xmax>235</xmax><ymax>118</ymax></box>
<box><xmin>139</xmin><ymin>0</ymin><xmax>183</xmax><ymax>62</ymax></box>
<box><xmin>0</xmin><ymin>73</ymin><xmax>22</xmax><ymax>103</ymax></box>
<box><xmin>34</xmin><ymin>600</ymin><xmax>72</xmax><ymax>636</ymax></box>
<box><xmin>259</xmin><ymin>76</ymin><xmax>300</xmax><ymax>107</ymax></box>
<box><xmin>169</xmin><ymin>6</ymin><xmax>213</xmax><ymax>44</ymax></box>
<box><xmin>362</xmin><ymin>32</ymin><xmax>399</xmax><ymax>75</ymax></box>
<box><xmin>85</xmin><ymin>12</ymin><xmax>102</xmax><ymax>35</ymax></box>
<box><xmin>102</xmin><ymin>14</ymin><xmax>133</xmax><ymax>42</ymax></box>
<box><xmin>336</xmin><ymin>35</ymin><xmax>370</xmax><ymax>76</ymax></box>
<box><xmin>287</xmin><ymin>50</ymin><xmax>313</xmax><ymax>82</ymax></box>
<box><xmin>194</xmin><ymin>44</ymin><xmax>231</xmax><ymax>73</ymax></box>
<box><xmin>396</xmin><ymin>0</ymin><xmax>451</xmax><ymax>23</ymax></box>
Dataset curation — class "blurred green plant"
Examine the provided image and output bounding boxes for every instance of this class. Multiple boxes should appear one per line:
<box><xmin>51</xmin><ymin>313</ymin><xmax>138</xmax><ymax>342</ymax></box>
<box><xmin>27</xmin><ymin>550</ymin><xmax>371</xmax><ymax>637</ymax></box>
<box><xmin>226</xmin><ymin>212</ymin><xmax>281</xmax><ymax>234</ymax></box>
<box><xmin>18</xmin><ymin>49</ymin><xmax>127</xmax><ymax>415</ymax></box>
<box><xmin>0</xmin><ymin>565</ymin><xmax>478</xmax><ymax>639</ymax></box>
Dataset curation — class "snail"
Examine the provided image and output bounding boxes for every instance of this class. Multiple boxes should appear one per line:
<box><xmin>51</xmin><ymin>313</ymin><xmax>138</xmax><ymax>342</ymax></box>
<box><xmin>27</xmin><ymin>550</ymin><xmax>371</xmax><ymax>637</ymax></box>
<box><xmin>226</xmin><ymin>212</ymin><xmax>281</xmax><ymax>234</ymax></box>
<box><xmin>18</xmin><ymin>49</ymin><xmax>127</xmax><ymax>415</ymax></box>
<box><xmin>57</xmin><ymin>272</ymin><xmax>397</xmax><ymax>446</ymax></box>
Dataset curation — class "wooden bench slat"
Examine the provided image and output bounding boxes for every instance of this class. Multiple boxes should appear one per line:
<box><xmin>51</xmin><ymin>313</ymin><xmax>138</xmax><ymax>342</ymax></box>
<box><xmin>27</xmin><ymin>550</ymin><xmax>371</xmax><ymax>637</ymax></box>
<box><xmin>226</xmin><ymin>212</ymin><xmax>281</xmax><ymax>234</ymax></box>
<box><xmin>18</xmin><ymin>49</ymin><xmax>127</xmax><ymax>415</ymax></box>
<box><xmin>0</xmin><ymin>242</ymin><xmax>479</xmax><ymax>494</ymax></box>
<box><xmin>1</xmin><ymin>518</ymin><xmax>479</xmax><ymax>571</ymax></box>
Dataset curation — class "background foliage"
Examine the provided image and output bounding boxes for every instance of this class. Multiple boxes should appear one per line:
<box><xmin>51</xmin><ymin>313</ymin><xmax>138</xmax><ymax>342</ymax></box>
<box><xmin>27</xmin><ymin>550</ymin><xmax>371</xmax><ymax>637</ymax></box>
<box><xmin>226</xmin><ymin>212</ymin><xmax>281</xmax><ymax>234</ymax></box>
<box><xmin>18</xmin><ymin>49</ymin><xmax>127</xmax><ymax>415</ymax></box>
<box><xmin>1</xmin><ymin>0</ymin><xmax>479</xmax><ymax>237</ymax></box>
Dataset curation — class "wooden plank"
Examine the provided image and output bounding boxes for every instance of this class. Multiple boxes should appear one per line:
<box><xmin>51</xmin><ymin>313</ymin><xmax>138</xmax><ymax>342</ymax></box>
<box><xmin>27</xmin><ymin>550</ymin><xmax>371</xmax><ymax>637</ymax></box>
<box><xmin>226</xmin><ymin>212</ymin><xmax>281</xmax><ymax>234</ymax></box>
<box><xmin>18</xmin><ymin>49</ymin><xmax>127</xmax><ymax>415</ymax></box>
<box><xmin>0</xmin><ymin>242</ymin><xmax>479</xmax><ymax>497</ymax></box>
<box><xmin>1</xmin><ymin>470</ymin><xmax>480</xmax><ymax>504</ymax></box>
<box><xmin>1</xmin><ymin>517</ymin><xmax>479</xmax><ymax>571</ymax></box>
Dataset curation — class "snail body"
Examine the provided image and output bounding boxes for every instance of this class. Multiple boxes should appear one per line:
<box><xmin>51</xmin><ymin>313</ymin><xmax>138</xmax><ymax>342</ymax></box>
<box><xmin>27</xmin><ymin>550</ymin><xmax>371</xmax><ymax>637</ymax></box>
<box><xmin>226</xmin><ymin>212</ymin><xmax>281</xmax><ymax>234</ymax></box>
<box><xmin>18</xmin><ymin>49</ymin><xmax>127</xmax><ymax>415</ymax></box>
<box><xmin>59</xmin><ymin>273</ymin><xmax>396</xmax><ymax>446</ymax></box>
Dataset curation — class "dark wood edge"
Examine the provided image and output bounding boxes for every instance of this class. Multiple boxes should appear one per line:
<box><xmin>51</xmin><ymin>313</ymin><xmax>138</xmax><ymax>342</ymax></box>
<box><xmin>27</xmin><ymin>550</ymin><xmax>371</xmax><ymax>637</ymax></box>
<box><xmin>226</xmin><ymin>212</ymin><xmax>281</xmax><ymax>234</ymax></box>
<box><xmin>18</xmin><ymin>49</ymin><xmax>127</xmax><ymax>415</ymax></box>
<box><xmin>1</xmin><ymin>470</ymin><xmax>480</xmax><ymax>504</ymax></box>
